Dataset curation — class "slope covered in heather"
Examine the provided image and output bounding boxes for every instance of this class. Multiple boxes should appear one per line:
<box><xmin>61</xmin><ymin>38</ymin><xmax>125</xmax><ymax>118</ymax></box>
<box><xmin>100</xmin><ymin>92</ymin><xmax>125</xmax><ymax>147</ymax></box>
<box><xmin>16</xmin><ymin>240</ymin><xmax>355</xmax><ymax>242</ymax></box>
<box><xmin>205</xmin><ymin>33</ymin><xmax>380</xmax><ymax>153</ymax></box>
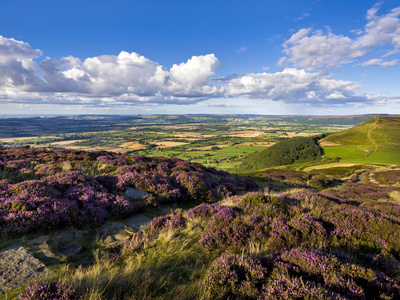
<box><xmin>0</xmin><ymin>147</ymin><xmax>257</xmax><ymax>239</ymax></box>
<box><xmin>2</xmin><ymin>147</ymin><xmax>400</xmax><ymax>300</ymax></box>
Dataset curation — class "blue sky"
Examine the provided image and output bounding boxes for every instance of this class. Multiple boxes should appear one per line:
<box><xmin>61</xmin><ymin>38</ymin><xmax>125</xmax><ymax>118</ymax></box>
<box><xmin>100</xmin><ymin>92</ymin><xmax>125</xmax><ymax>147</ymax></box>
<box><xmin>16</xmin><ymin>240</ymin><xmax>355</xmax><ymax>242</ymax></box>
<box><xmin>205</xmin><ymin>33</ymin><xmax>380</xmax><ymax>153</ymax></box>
<box><xmin>1</xmin><ymin>0</ymin><xmax>400</xmax><ymax>115</ymax></box>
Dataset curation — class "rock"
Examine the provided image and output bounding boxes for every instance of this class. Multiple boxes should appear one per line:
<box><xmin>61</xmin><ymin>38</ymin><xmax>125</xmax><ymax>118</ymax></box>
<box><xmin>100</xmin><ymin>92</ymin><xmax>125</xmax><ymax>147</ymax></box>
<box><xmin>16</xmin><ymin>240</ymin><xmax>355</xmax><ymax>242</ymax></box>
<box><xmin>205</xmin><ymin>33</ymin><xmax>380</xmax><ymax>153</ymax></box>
<box><xmin>75</xmin><ymin>230</ymin><xmax>83</xmax><ymax>240</ymax></box>
<box><xmin>29</xmin><ymin>243</ymin><xmax>58</xmax><ymax>265</ymax></box>
<box><xmin>125</xmin><ymin>214</ymin><xmax>151</xmax><ymax>231</ymax></box>
<box><xmin>26</xmin><ymin>235</ymin><xmax>50</xmax><ymax>245</ymax></box>
<box><xmin>0</xmin><ymin>244</ymin><xmax>52</xmax><ymax>295</ymax></box>
<box><xmin>114</xmin><ymin>232</ymin><xmax>131</xmax><ymax>241</ymax></box>
<box><xmin>54</xmin><ymin>230</ymin><xmax>74</xmax><ymax>242</ymax></box>
<box><xmin>104</xmin><ymin>235</ymin><xmax>115</xmax><ymax>243</ymax></box>
<box><xmin>60</xmin><ymin>241</ymin><xmax>82</xmax><ymax>259</ymax></box>
<box><xmin>111</xmin><ymin>221</ymin><xmax>126</xmax><ymax>230</ymax></box>
<box><xmin>125</xmin><ymin>188</ymin><xmax>148</xmax><ymax>200</ymax></box>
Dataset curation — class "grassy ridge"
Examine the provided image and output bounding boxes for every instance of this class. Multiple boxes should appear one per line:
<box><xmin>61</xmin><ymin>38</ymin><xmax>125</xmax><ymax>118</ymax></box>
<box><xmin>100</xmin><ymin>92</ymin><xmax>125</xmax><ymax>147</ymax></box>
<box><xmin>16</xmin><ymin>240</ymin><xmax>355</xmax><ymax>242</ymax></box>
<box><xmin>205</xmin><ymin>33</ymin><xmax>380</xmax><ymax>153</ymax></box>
<box><xmin>321</xmin><ymin>116</ymin><xmax>400</xmax><ymax>165</ymax></box>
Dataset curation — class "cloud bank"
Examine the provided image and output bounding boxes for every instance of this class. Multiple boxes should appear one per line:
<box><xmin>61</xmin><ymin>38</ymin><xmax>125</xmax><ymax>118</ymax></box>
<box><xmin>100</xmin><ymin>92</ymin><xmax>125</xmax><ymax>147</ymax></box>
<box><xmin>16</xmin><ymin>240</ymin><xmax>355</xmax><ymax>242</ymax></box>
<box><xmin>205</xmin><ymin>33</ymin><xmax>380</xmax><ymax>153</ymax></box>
<box><xmin>279</xmin><ymin>4</ymin><xmax>400</xmax><ymax>69</ymax></box>
<box><xmin>0</xmin><ymin>4</ymin><xmax>399</xmax><ymax>109</ymax></box>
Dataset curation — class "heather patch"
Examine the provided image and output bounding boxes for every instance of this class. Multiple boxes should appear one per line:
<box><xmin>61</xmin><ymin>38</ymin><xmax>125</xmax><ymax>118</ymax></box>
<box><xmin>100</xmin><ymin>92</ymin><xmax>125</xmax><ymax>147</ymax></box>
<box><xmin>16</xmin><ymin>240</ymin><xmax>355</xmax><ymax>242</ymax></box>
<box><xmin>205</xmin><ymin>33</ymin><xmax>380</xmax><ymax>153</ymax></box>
<box><xmin>19</xmin><ymin>280</ymin><xmax>78</xmax><ymax>300</ymax></box>
<box><xmin>0</xmin><ymin>148</ymin><xmax>257</xmax><ymax>239</ymax></box>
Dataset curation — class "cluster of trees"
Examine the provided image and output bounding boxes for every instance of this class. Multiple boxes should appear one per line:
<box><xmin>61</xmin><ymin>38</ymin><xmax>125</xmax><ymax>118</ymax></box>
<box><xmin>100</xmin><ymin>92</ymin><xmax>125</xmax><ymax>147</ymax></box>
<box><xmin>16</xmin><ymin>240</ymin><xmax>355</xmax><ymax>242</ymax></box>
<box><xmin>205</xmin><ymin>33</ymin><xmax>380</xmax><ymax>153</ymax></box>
<box><xmin>238</xmin><ymin>136</ymin><xmax>323</xmax><ymax>172</ymax></box>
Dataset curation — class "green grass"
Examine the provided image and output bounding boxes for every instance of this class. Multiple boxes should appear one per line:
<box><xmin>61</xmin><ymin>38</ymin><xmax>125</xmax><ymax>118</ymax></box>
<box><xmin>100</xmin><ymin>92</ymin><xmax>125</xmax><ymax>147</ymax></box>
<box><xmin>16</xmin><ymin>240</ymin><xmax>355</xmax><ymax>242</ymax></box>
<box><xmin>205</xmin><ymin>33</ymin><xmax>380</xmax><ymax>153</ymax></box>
<box><xmin>323</xmin><ymin>145</ymin><xmax>374</xmax><ymax>160</ymax></box>
<box><xmin>364</xmin><ymin>146</ymin><xmax>400</xmax><ymax>165</ymax></box>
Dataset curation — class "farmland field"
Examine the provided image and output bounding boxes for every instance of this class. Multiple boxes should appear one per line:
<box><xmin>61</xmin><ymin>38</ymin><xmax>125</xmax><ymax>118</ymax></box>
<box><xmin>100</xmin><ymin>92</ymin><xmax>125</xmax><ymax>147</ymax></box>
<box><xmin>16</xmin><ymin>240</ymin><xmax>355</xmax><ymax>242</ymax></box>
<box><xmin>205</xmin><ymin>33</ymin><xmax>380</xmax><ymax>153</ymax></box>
<box><xmin>0</xmin><ymin>114</ymin><xmax>367</xmax><ymax>172</ymax></box>
<box><xmin>0</xmin><ymin>114</ymin><xmax>397</xmax><ymax>172</ymax></box>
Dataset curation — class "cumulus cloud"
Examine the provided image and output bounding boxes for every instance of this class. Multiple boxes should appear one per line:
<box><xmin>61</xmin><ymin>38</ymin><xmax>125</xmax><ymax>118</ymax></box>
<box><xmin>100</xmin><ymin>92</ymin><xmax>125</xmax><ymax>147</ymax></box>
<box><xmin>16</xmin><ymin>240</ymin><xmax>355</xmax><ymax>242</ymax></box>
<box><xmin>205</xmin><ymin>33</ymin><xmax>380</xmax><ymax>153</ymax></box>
<box><xmin>280</xmin><ymin>4</ymin><xmax>400</xmax><ymax>69</ymax></box>
<box><xmin>0</xmin><ymin>35</ymin><xmax>222</xmax><ymax>105</ymax></box>
<box><xmin>0</xmin><ymin>35</ymin><xmax>43</xmax><ymax>88</ymax></box>
<box><xmin>224</xmin><ymin>68</ymin><xmax>378</xmax><ymax>105</ymax></box>
<box><xmin>0</xmin><ymin>21</ymin><xmax>397</xmax><ymax>110</ymax></box>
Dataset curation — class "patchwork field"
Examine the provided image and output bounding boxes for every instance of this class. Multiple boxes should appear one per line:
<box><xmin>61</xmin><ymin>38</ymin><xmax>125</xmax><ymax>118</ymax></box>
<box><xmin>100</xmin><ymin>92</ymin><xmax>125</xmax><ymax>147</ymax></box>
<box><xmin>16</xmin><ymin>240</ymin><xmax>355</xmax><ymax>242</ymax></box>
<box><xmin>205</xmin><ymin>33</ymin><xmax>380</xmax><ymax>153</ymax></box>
<box><xmin>0</xmin><ymin>114</ymin><xmax>398</xmax><ymax>173</ymax></box>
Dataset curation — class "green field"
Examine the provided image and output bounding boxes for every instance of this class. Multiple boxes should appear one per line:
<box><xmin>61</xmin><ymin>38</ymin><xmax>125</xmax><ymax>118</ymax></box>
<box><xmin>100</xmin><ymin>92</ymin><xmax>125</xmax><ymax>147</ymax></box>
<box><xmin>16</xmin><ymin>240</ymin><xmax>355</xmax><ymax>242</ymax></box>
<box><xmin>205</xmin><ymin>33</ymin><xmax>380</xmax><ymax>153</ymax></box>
<box><xmin>323</xmin><ymin>145</ymin><xmax>374</xmax><ymax>161</ymax></box>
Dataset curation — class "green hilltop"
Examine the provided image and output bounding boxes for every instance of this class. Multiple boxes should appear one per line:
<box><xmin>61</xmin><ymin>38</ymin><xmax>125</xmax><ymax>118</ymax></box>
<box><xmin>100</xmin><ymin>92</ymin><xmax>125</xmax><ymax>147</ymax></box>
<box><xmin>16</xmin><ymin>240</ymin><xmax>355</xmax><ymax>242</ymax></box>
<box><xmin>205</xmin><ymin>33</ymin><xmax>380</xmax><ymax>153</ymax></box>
<box><xmin>237</xmin><ymin>116</ymin><xmax>400</xmax><ymax>172</ymax></box>
<box><xmin>321</xmin><ymin>116</ymin><xmax>400</xmax><ymax>165</ymax></box>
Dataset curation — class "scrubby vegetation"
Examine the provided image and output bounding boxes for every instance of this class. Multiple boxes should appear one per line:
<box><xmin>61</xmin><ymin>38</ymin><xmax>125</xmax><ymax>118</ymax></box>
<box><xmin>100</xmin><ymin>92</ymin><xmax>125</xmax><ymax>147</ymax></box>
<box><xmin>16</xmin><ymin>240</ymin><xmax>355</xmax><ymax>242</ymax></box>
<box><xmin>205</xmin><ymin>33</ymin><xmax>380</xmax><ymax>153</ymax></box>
<box><xmin>0</xmin><ymin>147</ymin><xmax>256</xmax><ymax>239</ymax></box>
<box><xmin>239</xmin><ymin>136</ymin><xmax>323</xmax><ymax>172</ymax></box>
<box><xmin>2</xmin><ymin>115</ymin><xmax>400</xmax><ymax>300</ymax></box>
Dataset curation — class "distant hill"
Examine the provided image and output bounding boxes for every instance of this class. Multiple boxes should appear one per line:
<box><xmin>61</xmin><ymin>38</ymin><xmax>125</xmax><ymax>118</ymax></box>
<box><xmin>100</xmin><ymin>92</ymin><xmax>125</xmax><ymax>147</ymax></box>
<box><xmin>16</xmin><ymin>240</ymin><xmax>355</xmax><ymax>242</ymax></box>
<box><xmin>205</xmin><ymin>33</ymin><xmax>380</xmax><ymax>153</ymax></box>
<box><xmin>321</xmin><ymin>116</ymin><xmax>400</xmax><ymax>165</ymax></box>
<box><xmin>238</xmin><ymin>136</ymin><xmax>323</xmax><ymax>172</ymax></box>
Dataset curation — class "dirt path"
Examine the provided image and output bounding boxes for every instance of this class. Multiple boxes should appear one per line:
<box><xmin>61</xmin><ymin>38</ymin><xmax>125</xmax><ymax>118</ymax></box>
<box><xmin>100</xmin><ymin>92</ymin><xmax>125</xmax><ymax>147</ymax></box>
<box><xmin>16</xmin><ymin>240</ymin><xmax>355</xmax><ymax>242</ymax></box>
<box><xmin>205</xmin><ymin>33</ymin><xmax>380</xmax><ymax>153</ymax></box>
<box><xmin>364</xmin><ymin>118</ymin><xmax>378</xmax><ymax>160</ymax></box>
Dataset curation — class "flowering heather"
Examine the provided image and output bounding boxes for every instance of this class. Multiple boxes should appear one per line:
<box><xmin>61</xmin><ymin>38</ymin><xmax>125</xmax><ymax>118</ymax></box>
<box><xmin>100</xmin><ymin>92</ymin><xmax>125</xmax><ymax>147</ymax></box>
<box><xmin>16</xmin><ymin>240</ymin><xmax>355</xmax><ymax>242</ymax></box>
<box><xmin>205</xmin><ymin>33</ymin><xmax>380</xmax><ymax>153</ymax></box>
<box><xmin>287</xmin><ymin>214</ymin><xmax>331</xmax><ymax>247</ymax></box>
<box><xmin>370</xmin><ymin>170</ymin><xmax>400</xmax><ymax>186</ymax></box>
<box><xmin>322</xmin><ymin>204</ymin><xmax>400</xmax><ymax>250</ymax></box>
<box><xmin>261</xmin><ymin>172</ymin><xmax>304</xmax><ymax>182</ymax></box>
<box><xmin>205</xmin><ymin>254</ymin><xmax>267</xmax><ymax>299</ymax></box>
<box><xmin>260</xmin><ymin>276</ymin><xmax>344</xmax><ymax>300</ymax></box>
<box><xmin>19</xmin><ymin>280</ymin><xmax>78</xmax><ymax>300</ymax></box>
<box><xmin>144</xmin><ymin>213</ymin><xmax>186</xmax><ymax>238</ymax></box>
<box><xmin>321</xmin><ymin>181</ymin><xmax>391</xmax><ymax>203</ymax></box>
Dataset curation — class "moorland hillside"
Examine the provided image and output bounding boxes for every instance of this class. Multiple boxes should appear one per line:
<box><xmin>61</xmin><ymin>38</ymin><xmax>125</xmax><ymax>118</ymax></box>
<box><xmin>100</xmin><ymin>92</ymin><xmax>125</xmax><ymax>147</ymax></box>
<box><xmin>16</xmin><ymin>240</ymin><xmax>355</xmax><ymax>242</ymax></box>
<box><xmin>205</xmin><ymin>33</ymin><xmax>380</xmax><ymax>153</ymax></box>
<box><xmin>321</xmin><ymin>116</ymin><xmax>400</xmax><ymax>165</ymax></box>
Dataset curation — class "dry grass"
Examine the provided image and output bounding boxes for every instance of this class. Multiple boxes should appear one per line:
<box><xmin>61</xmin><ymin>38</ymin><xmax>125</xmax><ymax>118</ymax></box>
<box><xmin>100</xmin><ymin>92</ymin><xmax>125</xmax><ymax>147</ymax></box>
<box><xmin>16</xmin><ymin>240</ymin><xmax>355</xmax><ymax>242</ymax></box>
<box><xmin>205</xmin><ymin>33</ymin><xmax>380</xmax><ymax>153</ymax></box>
<box><xmin>188</xmin><ymin>145</ymin><xmax>230</xmax><ymax>151</ymax></box>
<box><xmin>120</xmin><ymin>141</ymin><xmax>147</xmax><ymax>150</ymax></box>
<box><xmin>302</xmin><ymin>163</ymin><xmax>363</xmax><ymax>172</ymax></box>
<box><xmin>225</xmin><ymin>131</ymin><xmax>264</xmax><ymax>138</ymax></box>
<box><xmin>49</xmin><ymin>140</ymin><xmax>82</xmax><ymax>146</ymax></box>
<box><xmin>154</xmin><ymin>141</ymin><xmax>188</xmax><ymax>149</ymax></box>
<box><xmin>280</xmin><ymin>132</ymin><xmax>320</xmax><ymax>138</ymax></box>
<box><xmin>237</xmin><ymin>142</ymin><xmax>275</xmax><ymax>147</ymax></box>
<box><xmin>389</xmin><ymin>191</ymin><xmax>400</xmax><ymax>203</ymax></box>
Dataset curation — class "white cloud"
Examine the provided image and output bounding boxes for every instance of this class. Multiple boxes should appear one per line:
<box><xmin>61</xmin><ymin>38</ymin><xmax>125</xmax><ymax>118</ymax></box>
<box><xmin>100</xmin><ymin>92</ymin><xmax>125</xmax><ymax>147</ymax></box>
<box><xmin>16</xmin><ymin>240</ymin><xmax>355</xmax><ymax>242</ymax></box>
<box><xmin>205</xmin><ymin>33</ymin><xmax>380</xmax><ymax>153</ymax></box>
<box><xmin>280</xmin><ymin>5</ymin><xmax>400</xmax><ymax>69</ymax></box>
<box><xmin>236</xmin><ymin>46</ymin><xmax>250</xmax><ymax>53</ymax></box>
<box><xmin>0</xmin><ymin>35</ymin><xmax>43</xmax><ymax>88</ymax></box>
<box><xmin>0</xmin><ymin>35</ymin><xmax>222</xmax><ymax>105</ymax></box>
<box><xmin>294</xmin><ymin>13</ymin><xmax>310</xmax><ymax>22</ymax></box>
<box><xmin>361</xmin><ymin>58</ymin><xmax>398</xmax><ymax>67</ymax></box>
<box><xmin>224</xmin><ymin>68</ymin><xmax>373</xmax><ymax>105</ymax></box>
<box><xmin>0</xmin><ymin>26</ymin><xmax>397</xmax><ymax>110</ymax></box>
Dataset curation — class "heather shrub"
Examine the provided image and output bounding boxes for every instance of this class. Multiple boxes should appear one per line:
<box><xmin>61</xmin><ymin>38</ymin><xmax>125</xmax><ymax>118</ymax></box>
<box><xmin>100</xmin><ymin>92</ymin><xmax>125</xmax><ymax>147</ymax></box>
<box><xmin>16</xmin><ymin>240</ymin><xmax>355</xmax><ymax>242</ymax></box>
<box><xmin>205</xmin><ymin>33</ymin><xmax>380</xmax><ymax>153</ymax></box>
<box><xmin>19</xmin><ymin>280</ymin><xmax>78</xmax><ymax>300</ymax></box>
<box><xmin>287</xmin><ymin>214</ymin><xmax>332</xmax><ymax>247</ymax></box>
<box><xmin>204</xmin><ymin>254</ymin><xmax>268</xmax><ymax>299</ymax></box>
<box><xmin>308</xmin><ymin>174</ymin><xmax>338</xmax><ymax>189</ymax></box>
<box><xmin>144</xmin><ymin>213</ymin><xmax>186</xmax><ymax>238</ymax></box>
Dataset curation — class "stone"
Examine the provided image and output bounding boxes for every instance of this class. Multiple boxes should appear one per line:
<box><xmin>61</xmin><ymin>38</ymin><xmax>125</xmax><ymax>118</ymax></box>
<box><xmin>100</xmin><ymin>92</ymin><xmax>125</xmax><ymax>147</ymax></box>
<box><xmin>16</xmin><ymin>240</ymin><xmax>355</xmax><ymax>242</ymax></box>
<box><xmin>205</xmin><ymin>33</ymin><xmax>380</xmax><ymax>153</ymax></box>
<box><xmin>0</xmin><ymin>244</ymin><xmax>52</xmax><ymax>295</ymax></box>
<box><xmin>26</xmin><ymin>235</ymin><xmax>50</xmax><ymax>245</ymax></box>
<box><xmin>29</xmin><ymin>243</ymin><xmax>58</xmax><ymax>265</ymax></box>
<box><xmin>114</xmin><ymin>232</ymin><xmax>131</xmax><ymax>241</ymax></box>
<box><xmin>111</xmin><ymin>221</ymin><xmax>126</xmax><ymax>230</ymax></box>
<box><xmin>54</xmin><ymin>230</ymin><xmax>74</xmax><ymax>242</ymax></box>
<box><xmin>125</xmin><ymin>187</ymin><xmax>148</xmax><ymax>200</ymax></box>
<box><xmin>125</xmin><ymin>214</ymin><xmax>151</xmax><ymax>231</ymax></box>
<box><xmin>60</xmin><ymin>241</ymin><xmax>82</xmax><ymax>259</ymax></box>
<box><xmin>104</xmin><ymin>235</ymin><xmax>115</xmax><ymax>243</ymax></box>
<box><xmin>75</xmin><ymin>230</ymin><xmax>83</xmax><ymax>240</ymax></box>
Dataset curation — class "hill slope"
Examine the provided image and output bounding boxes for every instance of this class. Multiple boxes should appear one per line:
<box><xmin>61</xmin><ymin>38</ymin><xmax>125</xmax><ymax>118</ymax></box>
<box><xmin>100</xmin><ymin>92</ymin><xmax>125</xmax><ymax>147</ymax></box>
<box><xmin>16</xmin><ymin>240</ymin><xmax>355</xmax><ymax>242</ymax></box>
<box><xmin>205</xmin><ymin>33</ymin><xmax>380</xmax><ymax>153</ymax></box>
<box><xmin>238</xmin><ymin>136</ymin><xmax>323</xmax><ymax>172</ymax></box>
<box><xmin>321</xmin><ymin>116</ymin><xmax>400</xmax><ymax>165</ymax></box>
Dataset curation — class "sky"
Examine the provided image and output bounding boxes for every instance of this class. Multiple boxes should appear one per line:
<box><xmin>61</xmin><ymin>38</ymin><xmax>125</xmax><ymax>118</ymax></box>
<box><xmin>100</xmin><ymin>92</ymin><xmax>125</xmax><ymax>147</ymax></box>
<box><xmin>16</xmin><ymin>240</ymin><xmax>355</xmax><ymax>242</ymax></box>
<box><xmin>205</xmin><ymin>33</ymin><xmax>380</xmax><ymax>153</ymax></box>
<box><xmin>1</xmin><ymin>0</ymin><xmax>400</xmax><ymax>115</ymax></box>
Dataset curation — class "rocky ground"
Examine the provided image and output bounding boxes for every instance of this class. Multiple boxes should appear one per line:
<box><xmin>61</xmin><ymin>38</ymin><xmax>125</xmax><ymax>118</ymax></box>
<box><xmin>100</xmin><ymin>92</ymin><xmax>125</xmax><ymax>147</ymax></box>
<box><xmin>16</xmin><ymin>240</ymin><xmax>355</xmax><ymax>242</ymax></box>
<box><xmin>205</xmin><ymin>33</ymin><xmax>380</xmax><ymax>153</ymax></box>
<box><xmin>0</xmin><ymin>204</ymin><xmax>174</xmax><ymax>295</ymax></box>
